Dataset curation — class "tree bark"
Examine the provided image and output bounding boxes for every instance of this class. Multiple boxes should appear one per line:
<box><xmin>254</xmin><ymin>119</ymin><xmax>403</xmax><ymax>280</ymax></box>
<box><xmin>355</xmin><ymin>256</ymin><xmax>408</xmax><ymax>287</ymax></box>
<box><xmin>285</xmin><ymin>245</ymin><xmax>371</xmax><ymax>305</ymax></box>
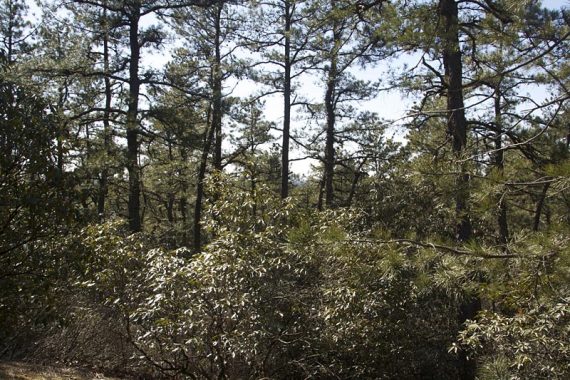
<box><xmin>533</xmin><ymin>182</ymin><xmax>550</xmax><ymax>231</ymax></box>
<box><xmin>126</xmin><ymin>5</ymin><xmax>142</xmax><ymax>233</ymax></box>
<box><xmin>317</xmin><ymin>175</ymin><xmax>325</xmax><ymax>211</ymax></box>
<box><xmin>494</xmin><ymin>80</ymin><xmax>509</xmax><ymax>245</ymax></box>
<box><xmin>440</xmin><ymin>0</ymin><xmax>472</xmax><ymax>242</ymax></box>
<box><xmin>324</xmin><ymin>77</ymin><xmax>336</xmax><ymax>208</ymax></box>
<box><xmin>166</xmin><ymin>138</ymin><xmax>175</xmax><ymax>223</ymax></box>
<box><xmin>440</xmin><ymin>1</ymin><xmax>477</xmax><ymax>378</ymax></box>
<box><xmin>98</xmin><ymin>7</ymin><xmax>112</xmax><ymax>221</ymax></box>
<box><xmin>324</xmin><ymin>0</ymin><xmax>340</xmax><ymax>209</ymax></box>
<box><xmin>281</xmin><ymin>0</ymin><xmax>292</xmax><ymax>199</ymax></box>
<box><xmin>193</xmin><ymin>109</ymin><xmax>216</xmax><ymax>253</ymax></box>
<box><xmin>179</xmin><ymin>145</ymin><xmax>189</xmax><ymax>245</ymax></box>
<box><xmin>212</xmin><ymin>5</ymin><xmax>223</xmax><ymax>171</ymax></box>
<box><xmin>347</xmin><ymin>159</ymin><xmax>366</xmax><ymax>208</ymax></box>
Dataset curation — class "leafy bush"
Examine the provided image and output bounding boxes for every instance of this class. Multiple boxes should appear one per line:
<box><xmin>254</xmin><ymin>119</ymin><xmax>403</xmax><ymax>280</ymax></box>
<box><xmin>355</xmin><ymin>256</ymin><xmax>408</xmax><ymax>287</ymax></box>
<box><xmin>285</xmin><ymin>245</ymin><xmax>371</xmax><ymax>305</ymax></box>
<box><xmin>9</xmin><ymin>176</ymin><xmax>543</xmax><ymax>379</ymax></box>
<box><xmin>68</xmin><ymin>178</ymin><xmax>470</xmax><ymax>378</ymax></box>
<box><xmin>455</xmin><ymin>230</ymin><xmax>570</xmax><ymax>380</ymax></box>
<box><xmin>457</xmin><ymin>302</ymin><xmax>570</xmax><ymax>379</ymax></box>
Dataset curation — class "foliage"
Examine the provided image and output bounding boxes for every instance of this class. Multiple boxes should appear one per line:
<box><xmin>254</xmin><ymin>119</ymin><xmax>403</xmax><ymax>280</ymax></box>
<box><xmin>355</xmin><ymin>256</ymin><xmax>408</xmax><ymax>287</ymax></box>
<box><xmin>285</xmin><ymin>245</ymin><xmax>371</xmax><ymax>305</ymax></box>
<box><xmin>0</xmin><ymin>0</ymin><xmax>569</xmax><ymax>379</ymax></box>
<box><xmin>33</xmin><ymin>178</ymin><xmax>480</xmax><ymax>378</ymax></box>
<box><xmin>457</xmin><ymin>302</ymin><xmax>570</xmax><ymax>379</ymax></box>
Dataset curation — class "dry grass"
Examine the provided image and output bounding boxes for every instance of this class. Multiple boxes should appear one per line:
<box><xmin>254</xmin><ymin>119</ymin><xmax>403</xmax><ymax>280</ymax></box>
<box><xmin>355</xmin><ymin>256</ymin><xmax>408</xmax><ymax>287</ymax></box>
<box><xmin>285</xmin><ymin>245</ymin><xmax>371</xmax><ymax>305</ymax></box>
<box><xmin>0</xmin><ymin>362</ymin><xmax>126</xmax><ymax>380</ymax></box>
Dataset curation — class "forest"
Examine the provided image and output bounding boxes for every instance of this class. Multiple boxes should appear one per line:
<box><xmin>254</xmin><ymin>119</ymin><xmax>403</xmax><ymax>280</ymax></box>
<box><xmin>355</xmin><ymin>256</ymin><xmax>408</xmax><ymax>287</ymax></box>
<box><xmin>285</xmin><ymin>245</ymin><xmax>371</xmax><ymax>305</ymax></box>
<box><xmin>0</xmin><ymin>0</ymin><xmax>569</xmax><ymax>378</ymax></box>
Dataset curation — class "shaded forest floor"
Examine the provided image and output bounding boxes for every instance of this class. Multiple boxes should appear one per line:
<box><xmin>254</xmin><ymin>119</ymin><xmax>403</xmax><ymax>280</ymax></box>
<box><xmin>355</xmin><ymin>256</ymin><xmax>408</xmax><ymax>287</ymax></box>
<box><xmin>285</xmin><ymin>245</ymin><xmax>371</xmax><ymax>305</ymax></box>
<box><xmin>0</xmin><ymin>362</ymin><xmax>126</xmax><ymax>380</ymax></box>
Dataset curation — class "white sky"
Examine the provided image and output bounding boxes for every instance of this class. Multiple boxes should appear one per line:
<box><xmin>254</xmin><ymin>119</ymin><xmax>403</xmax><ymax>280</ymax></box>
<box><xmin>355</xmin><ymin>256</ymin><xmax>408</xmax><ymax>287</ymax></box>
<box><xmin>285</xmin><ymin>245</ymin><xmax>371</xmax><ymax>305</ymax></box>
<box><xmin>282</xmin><ymin>0</ymin><xmax>570</xmax><ymax>174</ymax></box>
<box><xmin>27</xmin><ymin>0</ymin><xmax>569</xmax><ymax>175</ymax></box>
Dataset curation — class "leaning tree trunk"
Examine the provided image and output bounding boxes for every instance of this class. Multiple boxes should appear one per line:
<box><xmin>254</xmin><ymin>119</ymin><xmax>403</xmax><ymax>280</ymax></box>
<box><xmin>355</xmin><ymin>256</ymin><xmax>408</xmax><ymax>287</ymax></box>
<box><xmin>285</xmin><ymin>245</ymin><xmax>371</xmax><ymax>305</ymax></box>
<box><xmin>347</xmin><ymin>158</ymin><xmax>366</xmax><ymax>208</ymax></box>
<box><xmin>533</xmin><ymin>182</ymin><xmax>551</xmax><ymax>231</ymax></box>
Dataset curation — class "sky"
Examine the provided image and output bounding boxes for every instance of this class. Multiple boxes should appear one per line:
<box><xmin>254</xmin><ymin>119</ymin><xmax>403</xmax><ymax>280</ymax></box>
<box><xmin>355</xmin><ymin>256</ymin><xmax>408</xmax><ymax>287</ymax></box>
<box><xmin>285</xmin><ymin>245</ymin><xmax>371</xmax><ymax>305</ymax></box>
<box><xmin>283</xmin><ymin>0</ymin><xmax>570</xmax><ymax>174</ymax></box>
<box><xmin>25</xmin><ymin>0</ymin><xmax>570</xmax><ymax>175</ymax></box>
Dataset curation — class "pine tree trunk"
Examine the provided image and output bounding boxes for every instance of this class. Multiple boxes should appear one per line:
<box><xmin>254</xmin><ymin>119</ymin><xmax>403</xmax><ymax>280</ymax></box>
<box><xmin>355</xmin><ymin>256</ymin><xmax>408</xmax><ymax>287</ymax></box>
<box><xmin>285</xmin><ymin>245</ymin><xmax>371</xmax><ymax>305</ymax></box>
<box><xmin>179</xmin><ymin>146</ymin><xmax>189</xmax><ymax>245</ymax></box>
<box><xmin>441</xmin><ymin>0</ymin><xmax>472</xmax><ymax>241</ymax></box>
<box><xmin>324</xmin><ymin>77</ymin><xmax>335</xmax><ymax>208</ymax></box>
<box><xmin>212</xmin><ymin>5</ymin><xmax>223</xmax><ymax>172</ymax></box>
<box><xmin>317</xmin><ymin>175</ymin><xmax>325</xmax><ymax>211</ymax></box>
<box><xmin>440</xmin><ymin>0</ymin><xmax>477</xmax><ymax>378</ymax></box>
<box><xmin>494</xmin><ymin>81</ymin><xmax>509</xmax><ymax>245</ymax></box>
<box><xmin>347</xmin><ymin>159</ymin><xmax>366</xmax><ymax>208</ymax></box>
<box><xmin>324</xmin><ymin>0</ymin><xmax>340</xmax><ymax>209</ymax></box>
<box><xmin>533</xmin><ymin>182</ymin><xmax>551</xmax><ymax>231</ymax></box>
<box><xmin>126</xmin><ymin>6</ymin><xmax>141</xmax><ymax>233</ymax></box>
<box><xmin>98</xmin><ymin>10</ymin><xmax>112</xmax><ymax>221</ymax></box>
<box><xmin>166</xmin><ymin>139</ymin><xmax>175</xmax><ymax>223</ymax></box>
<box><xmin>281</xmin><ymin>1</ymin><xmax>292</xmax><ymax>199</ymax></box>
<box><xmin>193</xmin><ymin>110</ymin><xmax>216</xmax><ymax>253</ymax></box>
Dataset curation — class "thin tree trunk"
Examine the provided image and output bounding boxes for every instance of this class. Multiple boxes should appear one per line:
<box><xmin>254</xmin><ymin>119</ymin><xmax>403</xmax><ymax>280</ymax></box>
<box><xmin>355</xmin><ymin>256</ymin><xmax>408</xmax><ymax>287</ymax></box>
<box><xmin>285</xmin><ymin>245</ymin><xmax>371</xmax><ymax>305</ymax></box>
<box><xmin>212</xmin><ymin>5</ymin><xmax>223</xmax><ymax>171</ymax></box>
<box><xmin>167</xmin><ymin>194</ymin><xmax>175</xmax><ymax>223</ymax></box>
<box><xmin>494</xmin><ymin>81</ymin><xmax>509</xmax><ymax>245</ymax></box>
<box><xmin>98</xmin><ymin>8</ymin><xmax>112</xmax><ymax>221</ymax></box>
<box><xmin>249</xmin><ymin>116</ymin><xmax>258</xmax><ymax>217</ymax></box>
<box><xmin>180</xmin><ymin>198</ymin><xmax>188</xmax><ymax>242</ymax></box>
<box><xmin>441</xmin><ymin>0</ymin><xmax>472</xmax><ymax>242</ymax></box>
<box><xmin>317</xmin><ymin>175</ymin><xmax>325</xmax><ymax>211</ymax></box>
<box><xmin>126</xmin><ymin>6</ymin><xmax>142</xmax><ymax>232</ymax></box>
<box><xmin>193</xmin><ymin>109</ymin><xmax>216</xmax><ymax>253</ymax></box>
<box><xmin>166</xmin><ymin>138</ymin><xmax>175</xmax><ymax>223</ymax></box>
<box><xmin>281</xmin><ymin>1</ymin><xmax>292</xmax><ymax>199</ymax></box>
<box><xmin>324</xmin><ymin>79</ymin><xmax>335</xmax><ymax>208</ymax></box>
<box><xmin>179</xmin><ymin>146</ymin><xmax>189</xmax><ymax>245</ymax></box>
<box><xmin>194</xmin><ymin>4</ymin><xmax>224</xmax><ymax>253</ymax></box>
<box><xmin>56</xmin><ymin>79</ymin><xmax>67</xmax><ymax>184</ymax></box>
<box><xmin>250</xmin><ymin>169</ymin><xmax>257</xmax><ymax>218</ymax></box>
<box><xmin>440</xmin><ymin>0</ymin><xmax>477</xmax><ymax>378</ymax></box>
<box><xmin>324</xmin><ymin>0</ymin><xmax>340</xmax><ymax>209</ymax></box>
<box><xmin>533</xmin><ymin>182</ymin><xmax>550</xmax><ymax>231</ymax></box>
<box><xmin>347</xmin><ymin>159</ymin><xmax>366</xmax><ymax>208</ymax></box>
